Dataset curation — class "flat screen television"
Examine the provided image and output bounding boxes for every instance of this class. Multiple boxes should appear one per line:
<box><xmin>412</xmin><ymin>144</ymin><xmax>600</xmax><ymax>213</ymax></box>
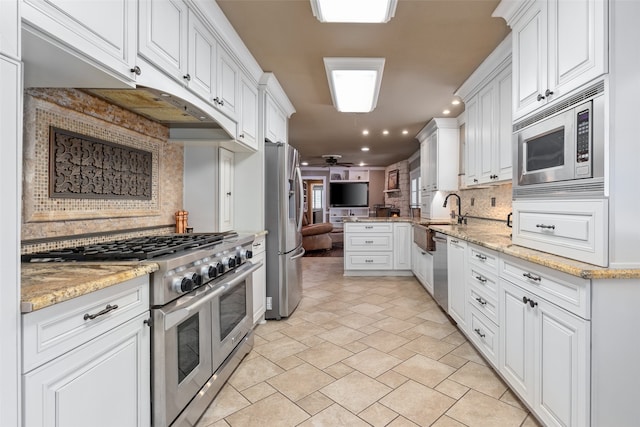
<box><xmin>329</xmin><ymin>182</ymin><xmax>369</xmax><ymax>207</ymax></box>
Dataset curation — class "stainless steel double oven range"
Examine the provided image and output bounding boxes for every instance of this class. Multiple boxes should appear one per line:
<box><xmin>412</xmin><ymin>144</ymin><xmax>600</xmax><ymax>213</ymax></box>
<box><xmin>23</xmin><ymin>232</ymin><xmax>259</xmax><ymax>427</ymax></box>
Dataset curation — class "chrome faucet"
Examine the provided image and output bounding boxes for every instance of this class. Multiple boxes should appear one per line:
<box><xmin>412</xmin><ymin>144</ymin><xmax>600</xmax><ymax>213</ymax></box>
<box><xmin>443</xmin><ymin>193</ymin><xmax>466</xmax><ymax>224</ymax></box>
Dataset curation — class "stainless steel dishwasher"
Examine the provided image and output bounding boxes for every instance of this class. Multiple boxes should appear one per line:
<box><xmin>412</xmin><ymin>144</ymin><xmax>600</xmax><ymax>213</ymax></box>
<box><xmin>431</xmin><ymin>232</ymin><xmax>448</xmax><ymax>310</ymax></box>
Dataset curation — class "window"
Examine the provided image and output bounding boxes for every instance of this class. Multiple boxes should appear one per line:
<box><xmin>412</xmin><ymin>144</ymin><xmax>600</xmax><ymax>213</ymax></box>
<box><xmin>312</xmin><ymin>185</ymin><xmax>324</xmax><ymax>209</ymax></box>
<box><xmin>410</xmin><ymin>168</ymin><xmax>421</xmax><ymax>207</ymax></box>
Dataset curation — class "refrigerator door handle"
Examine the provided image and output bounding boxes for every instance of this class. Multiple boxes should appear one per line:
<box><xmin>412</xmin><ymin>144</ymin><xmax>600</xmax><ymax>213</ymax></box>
<box><xmin>295</xmin><ymin>166</ymin><xmax>304</xmax><ymax>233</ymax></box>
<box><xmin>290</xmin><ymin>246</ymin><xmax>306</xmax><ymax>260</ymax></box>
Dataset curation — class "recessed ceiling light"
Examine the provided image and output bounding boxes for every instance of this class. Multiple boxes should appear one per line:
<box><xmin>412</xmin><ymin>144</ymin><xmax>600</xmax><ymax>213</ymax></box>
<box><xmin>310</xmin><ymin>0</ymin><xmax>398</xmax><ymax>23</ymax></box>
<box><xmin>301</xmin><ymin>161</ymin><xmax>309</xmax><ymax>166</ymax></box>
<box><xmin>160</xmin><ymin>93</ymin><xmax>170</xmax><ymax>97</ymax></box>
<box><xmin>402</xmin><ymin>130</ymin><xmax>409</xmax><ymax>135</ymax></box>
<box><xmin>452</xmin><ymin>99</ymin><xmax>461</xmax><ymax>105</ymax></box>
<box><xmin>359</xmin><ymin>162</ymin><xmax>366</xmax><ymax>166</ymax></box>
<box><xmin>324</xmin><ymin>58</ymin><xmax>385</xmax><ymax>113</ymax></box>
<box><xmin>361</xmin><ymin>147</ymin><xmax>370</xmax><ymax>151</ymax></box>
<box><xmin>443</xmin><ymin>109</ymin><xmax>451</xmax><ymax>115</ymax></box>
<box><xmin>362</xmin><ymin>130</ymin><xmax>369</xmax><ymax>135</ymax></box>
<box><xmin>382</xmin><ymin>130</ymin><xmax>389</xmax><ymax>135</ymax></box>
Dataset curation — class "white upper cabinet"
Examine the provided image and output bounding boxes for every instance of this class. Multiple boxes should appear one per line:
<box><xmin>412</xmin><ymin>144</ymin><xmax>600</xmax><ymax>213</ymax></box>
<box><xmin>495</xmin><ymin>0</ymin><xmax>607</xmax><ymax>120</ymax></box>
<box><xmin>187</xmin><ymin>10</ymin><xmax>217</xmax><ymax>99</ymax></box>
<box><xmin>238</xmin><ymin>76</ymin><xmax>258</xmax><ymax>149</ymax></box>
<box><xmin>0</xmin><ymin>0</ymin><xmax>19</xmax><ymax>58</ymax></box>
<box><xmin>416</xmin><ymin>118</ymin><xmax>459</xmax><ymax>192</ymax></box>
<box><xmin>139</xmin><ymin>0</ymin><xmax>189</xmax><ymax>82</ymax></box>
<box><xmin>21</xmin><ymin>0</ymin><xmax>137</xmax><ymax>81</ymax></box>
<box><xmin>265</xmin><ymin>94</ymin><xmax>287</xmax><ymax>143</ymax></box>
<box><xmin>215</xmin><ymin>48</ymin><xmax>239</xmax><ymax>120</ymax></box>
<box><xmin>456</xmin><ymin>34</ymin><xmax>512</xmax><ymax>187</ymax></box>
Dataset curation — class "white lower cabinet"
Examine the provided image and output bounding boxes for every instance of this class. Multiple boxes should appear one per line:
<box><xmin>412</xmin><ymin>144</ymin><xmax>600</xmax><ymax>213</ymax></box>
<box><xmin>500</xmin><ymin>274</ymin><xmax>590</xmax><ymax>427</ymax></box>
<box><xmin>22</xmin><ymin>276</ymin><xmax>151</xmax><ymax>427</ymax></box>
<box><xmin>344</xmin><ymin>222</ymin><xmax>412</xmax><ymax>276</ymax></box>
<box><xmin>393</xmin><ymin>222</ymin><xmax>412</xmax><ymax>271</ymax></box>
<box><xmin>412</xmin><ymin>243</ymin><xmax>434</xmax><ymax>296</ymax></box>
<box><xmin>447</xmin><ymin>237</ymin><xmax>467</xmax><ymax>328</ymax></box>
<box><xmin>252</xmin><ymin>235</ymin><xmax>266</xmax><ymax>324</ymax></box>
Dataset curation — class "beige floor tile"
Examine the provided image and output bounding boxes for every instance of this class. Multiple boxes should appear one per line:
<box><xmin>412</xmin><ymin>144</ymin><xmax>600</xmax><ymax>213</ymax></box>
<box><xmin>240</xmin><ymin>382</ymin><xmax>277</xmax><ymax>403</ymax></box>
<box><xmin>409</xmin><ymin>319</ymin><xmax>458</xmax><ymax>340</ymax></box>
<box><xmin>361</xmin><ymin>293</ymin><xmax>393</xmax><ymax>305</ymax></box>
<box><xmin>358</xmin><ymin>329</ymin><xmax>410</xmax><ymax>353</ymax></box>
<box><xmin>318</xmin><ymin>325</ymin><xmax>366</xmax><ymax>346</ymax></box>
<box><xmin>224</xmin><ymin>393</ymin><xmax>309</xmax><ymax>427</ymax></box>
<box><xmin>388</xmin><ymin>346</ymin><xmax>418</xmax><ymax>361</ymax></box>
<box><xmin>350</xmin><ymin>302</ymin><xmax>386</xmax><ymax>315</ymax></box>
<box><xmin>196</xmin><ymin>384</ymin><xmax>250</xmax><ymax>425</ymax></box>
<box><xmin>380</xmin><ymin>380</ymin><xmax>456</xmax><ymax>426</ymax></box>
<box><xmin>343</xmin><ymin>347</ymin><xmax>403</xmax><ymax>378</ymax></box>
<box><xmin>267</xmin><ymin>363</ymin><xmax>335</xmax><ymax>401</ymax></box>
<box><xmin>448</xmin><ymin>362</ymin><xmax>507</xmax><ymax>399</ymax></box>
<box><xmin>279</xmin><ymin>322</ymin><xmax>327</xmax><ymax>341</ymax></box>
<box><xmin>298</xmin><ymin>335</ymin><xmax>326</xmax><ymax>348</ymax></box>
<box><xmin>387</xmin><ymin>416</ymin><xmax>420</xmax><ymax>426</ymax></box>
<box><xmin>254</xmin><ymin>320</ymin><xmax>289</xmax><ymax>337</ymax></box>
<box><xmin>296</xmin><ymin>341</ymin><xmax>353</xmax><ymax>369</ymax></box>
<box><xmin>442</xmin><ymin>330</ymin><xmax>467</xmax><ymax>346</ymax></box>
<box><xmin>228</xmin><ymin>356</ymin><xmax>284</xmax><ymax>391</ymax></box>
<box><xmin>431</xmin><ymin>415</ymin><xmax>467</xmax><ymax>426</ymax></box>
<box><xmin>342</xmin><ymin>340</ymin><xmax>369</xmax><ymax>353</ymax></box>
<box><xmin>446</xmin><ymin>389</ymin><xmax>527</xmax><ymax>427</ymax></box>
<box><xmin>358</xmin><ymin>324</ymin><xmax>381</xmax><ymax>334</ymax></box>
<box><xmin>416</xmin><ymin>308</ymin><xmax>451</xmax><ymax>324</ymax></box>
<box><xmin>402</xmin><ymin>334</ymin><xmax>457</xmax><ymax>360</ymax></box>
<box><xmin>393</xmin><ymin>354</ymin><xmax>457</xmax><ymax>388</ymax></box>
<box><xmin>438</xmin><ymin>353</ymin><xmax>470</xmax><ymax>369</ymax></box>
<box><xmin>319</xmin><ymin>371</ymin><xmax>392</xmax><ymax>413</ymax></box>
<box><xmin>254</xmin><ymin>336</ymin><xmax>308</xmax><ymax>362</ymax></box>
<box><xmin>298</xmin><ymin>310</ymin><xmax>340</xmax><ymax>325</ymax></box>
<box><xmin>371</xmin><ymin>316</ymin><xmax>416</xmax><ymax>334</ymax></box>
<box><xmin>197</xmin><ymin>419</ymin><xmax>230</xmax><ymax>427</ymax></box>
<box><xmin>500</xmin><ymin>388</ymin><xmax>528</xmax><ymax>411</ymax></box>
<box><xmin>335</xmin><ymin>313</ymin><xmax>377</xmax><ymax>329</ymax></box>
<box><xmin>295</xmin><ymin>391</ymin><xmax>334</xmax><ymax>416</ymax></box>
<box><xmin>450</xmin><ymin>342</ymin><xmax>488</xmax><ymax>366</ymax></box>
<box><xmin>435</xmin><ymin>379</ymin><xmax>470</xmax><ymax>400</ymax></box>
<box><xmin>379</xmin><ymin>305</ymin><xmax>422</xmax><ymax>320</ymax></box>
<box><xmin>376</xmin><ymin>370</ymin><xmax>409</xmax><ymax>388</ymax></box>
<box><xmin>522</xmin><ymin>413</ymin><xmax>543</xmax><ymax>426</ymax></box>
<box><xmin>358</xmin><ymin>402</ymin><xmax>399</xmax><ymax>427</ymax></box>
<box><xmin>274</xmin><ymin>355</ymin><xmax>305</xmax><ymax>371</ymax></box>
<box><xmin>298</xmin><ymin>404</ymin><xmax>371</xmax><ymax>427</ymax></box>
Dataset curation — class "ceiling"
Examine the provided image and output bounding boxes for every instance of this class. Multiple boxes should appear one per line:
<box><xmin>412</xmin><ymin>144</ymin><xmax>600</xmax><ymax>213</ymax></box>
<box><xmin>217</xmin><ymin>0</ymin><xmax>510</xmax><ymax>167</ymax></box>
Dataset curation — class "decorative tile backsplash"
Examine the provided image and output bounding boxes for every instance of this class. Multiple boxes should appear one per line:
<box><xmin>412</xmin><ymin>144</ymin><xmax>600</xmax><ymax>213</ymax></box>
<box><xmin>22</xmin><ymin>89</ymin><xmax>184</xmax><ymax>253</ymax></box>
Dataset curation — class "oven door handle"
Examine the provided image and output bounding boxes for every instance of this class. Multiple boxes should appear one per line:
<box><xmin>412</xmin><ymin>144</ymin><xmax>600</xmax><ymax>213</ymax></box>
<box><xmin>163</xmin><ymin>262</ymin><xmax>262</xmax><ymax>331</ymax></box>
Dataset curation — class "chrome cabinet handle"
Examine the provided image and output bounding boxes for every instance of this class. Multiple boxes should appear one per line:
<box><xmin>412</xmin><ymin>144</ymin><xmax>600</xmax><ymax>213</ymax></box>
<box><xmin>475</xmin><ymin>254</ymin><xmax>487</xmax><ymax>260</ymax></box>
<box><xmin>474</xmin><ymin>328</ymin><xmax>486</xmax><ymax>338</ymax></box>
<box><xmin>84</xmin><ymin>304</ymin><xmax>118</xmax><ymax>321</ymax></box>
<box><xmin>475</xmin><ymin>275</ymin><xmax>487</xmax><ymax>283</ymax></box>
<box><xmin>536</xmin><ymin>224</ymin><xmax>556</xmax><ymax>230</ymax></box>
<box><xmin>475</xmin><ymin>297</ymin><xmax>487</xmax><ymax>306</ymax></box>
<box><xmin>523</xmin><ymin>272</ymin><xmax>542</xmax><ymax>282</ymax></box>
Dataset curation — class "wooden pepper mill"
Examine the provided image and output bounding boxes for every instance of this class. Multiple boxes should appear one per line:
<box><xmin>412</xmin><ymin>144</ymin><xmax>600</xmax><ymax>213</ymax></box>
<box><xmin>175</xmin><ymin>210</ymin><xmax>189</xmax><ymax>233</ymax></box>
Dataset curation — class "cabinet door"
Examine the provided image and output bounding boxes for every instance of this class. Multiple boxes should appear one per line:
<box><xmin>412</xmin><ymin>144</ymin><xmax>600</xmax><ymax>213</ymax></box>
<box><xmin>428</xmin><ymin>134</ymin><xmax>438</xmax><ymax>190</ymax></box>
<box><xmin>0</xmin><ymin>0</ymin><xmax>19</xmax><ymax>58</ymax></box>
<box><xmin>218</xmin><ymin>147</ymin><xmax>234</xmax><ymax>232</ymax></box>
<box><xmin>547</xmin><ymin>0</ymin><xmax>606</xmax><ymax>101</ymax></box>
<box><xmin>216</xmin><ymin>48</ymin><xmax>239</xmax><ymax>120</ymax></box>
<box><xmin>512</xmin><ymin>1</ymin><xmax>547</xmax><ymax>119</ymax></box>
<box><xmin>420</xmin><ymin>140</ymin><xmax>429</xmax><ymax>190</ymax></box>
<box><xmin>393</xmin><ymin>223</ymin><xmax>412</xmax><ymax>270</ymax></box>
<box><xmin>22</xmin><ymin>0</ymin><xmax>136</xmax><ymax>80</ymax></box>
<box><xmin>477</xmin><ymin>83</ymin><xmax>495</xmax><ymax>183</ymax></box>
<box><xmin>534</xmin><ymin>297</ymin><xmax>590</xmax><ymax>427</ymax></box>
<box><xmin>187</xmin><ymin>11</ymin><xmax>216</xmax><ymax>100</ymax></box>
<box><xmin>495</xmin><ymin>67</ymin><xmax>513</xmax><ymax>181</ymax></box>
<box><xmin>239</xmin><ymin>77</ymin><xmax>258</xmax><ymax>150</ymax></box>
<box><xmin>266</xmin><ymin>95</ymin><xmax>287</xmax><ymax>143</ymax></box>
<box><xmin>138</xmin><ymin>0</ymin><xmax>188</xmax><ymax>81</ymax></box>
<box><xmin>499</xmin><ymin>279</ymin><xmax>535</xmax><ymax>402</ymax></box>
<box><xmin>252</xmin><ymin>251</ymin><xmax>266</xmax><ymax>324</ymax></box>
<box><xmin>447</xmin><ymin>237</ymin><xmax>467</xmax><ymax>328</ymax></box>
<box><xmin>464</xmin><ymin>95</ymin><xmax>479</xmax><ymax>186</ymax></box>
<box><xmin>23</xmin><ymin>313</ymin><xmax>151</xmax><ymax>427</ymax></box>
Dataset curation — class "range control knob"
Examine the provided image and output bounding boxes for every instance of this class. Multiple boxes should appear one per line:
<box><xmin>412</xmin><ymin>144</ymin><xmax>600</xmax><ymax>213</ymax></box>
<box><xmin>222</xmin><ymin>257</ymin><xmax>232</xmax><ymax>270</ymax></box>
<box><xmin>234</xmin><ymin>255</ymin><xmax>242</xmax><ymax>266</ymax></box>
<box><xmin>239</xmin><ymin>249</ymin><xmax>253</xmax><ymax>261</ymax></box>
<box><xmin>228</xmin><ymin>257</ymin><xmax>236</xmax><ymax>269</ymax></box>
<box><xmin>207</xmin><ymin>262</ymin><xmax>222</xmax><ymax>279</ymax></box>
<box><xmin>172</xmin><ymin>275</ymin><xmax>195</xmax><ymax>293</ymax></box>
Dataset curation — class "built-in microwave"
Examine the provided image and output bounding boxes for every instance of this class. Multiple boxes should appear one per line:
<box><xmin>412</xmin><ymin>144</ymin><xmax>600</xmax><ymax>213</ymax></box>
<box><xmin>513</xmin><ymin>90</ymin><xmax>604</xmax><ymax>198</ymax></box>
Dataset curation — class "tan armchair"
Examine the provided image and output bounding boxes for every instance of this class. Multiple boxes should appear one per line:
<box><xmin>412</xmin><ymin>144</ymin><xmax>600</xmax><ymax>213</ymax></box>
<box><xmin>301</xmin><ymin>215</ymin><xmax>333</xmax><ymax>251</ymax></box>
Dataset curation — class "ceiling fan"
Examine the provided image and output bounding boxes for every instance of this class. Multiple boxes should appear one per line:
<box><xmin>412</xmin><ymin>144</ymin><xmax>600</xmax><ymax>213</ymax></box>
<box><xmin>310</xmin><ymin>154</ymin><xmax>354</xmax><ymax>167</ymax></box>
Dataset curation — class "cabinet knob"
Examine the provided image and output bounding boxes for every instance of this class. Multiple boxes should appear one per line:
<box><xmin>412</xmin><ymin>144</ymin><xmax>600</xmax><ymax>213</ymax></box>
<box><xmin>545</xmin><ymin>89</ymin><xmax>554</xmax><ymax>97</ymax></box>
<box><xmin>522</xmin><ymin>296</ymin><xmax>538</xmax><ymax>307</ymax></box>
<box><xmin>475</xmin><ymin>297</ymin><xmax>487</xmax><ymax>306</ymax></box>
<box><xmin>473</xmin><ymin>178</ymin><xmax>478</xmax><ymax>183</ymax></box>
<box><xmin>130</xmin><ymin>65</ymin><xmax>141</xmax><ymax>76</ymax></box>
<box><xmin>239</xmin><ymin>134</ymin><xmax>245</xmax><ymax>139</ymax></box>
<box><xmin>183</xmin><ymin>74</ymin><xmax>191</xmax><ymax>82</ymax></box>
<box><xmin>537</xmin><ymin>93</ymin><xmax>545</xmax><ymax>101</ymax></box>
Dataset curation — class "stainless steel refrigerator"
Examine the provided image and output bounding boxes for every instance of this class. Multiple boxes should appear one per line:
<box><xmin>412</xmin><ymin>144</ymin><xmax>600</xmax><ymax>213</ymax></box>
<box><xmin>264</xmin><ymin>141</ymin><xmax>304</xmax><ymax>319</ymax></box>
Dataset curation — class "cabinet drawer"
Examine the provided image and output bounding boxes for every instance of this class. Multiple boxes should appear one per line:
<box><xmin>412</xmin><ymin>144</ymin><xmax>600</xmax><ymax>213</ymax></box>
<box><xmin>500</xmin><ymin>255</ymin><xmax>590</xmax><ymax>319</ymax></box>
<box><xmin>23</xmin><ymin>275</ymin><xmax>149</xmax><ymax>372</ymax></box>
<box><xmin>468</xmin><ymin>265</ymin><xmax>499</xmax><ymax>300</ymax></box>
<box><xmin>512</xmin><ymin>199</ymin><xmax>608</xmax><ymax>267</ymax></box>
<box><xmin>469</xmin><ymin>286</ymin><xmax>499</xmax><ymax>324</ymax></box>
<box><xmin>344</xmin><ymin>253</ymin><xmax>393</xmax><ymax>270</ymax></box>
<box><xmin>468</xmin><ymin>244</ymin><xmax>499</xmax><ymax>274</ymax></box>
<box><xmin>345</xmin><ymin>234</ymin><xmax>393</xmax><ymax>251</ymax></box>
<box><xmin>468</xmin><ymin>306</ymin><xmax>499</xmax><ymax>366</ymax></box>
<box><xmin>252</xmin><ymin>235</ymin><xmax>266</xmax><ymax>255</ymax></box>
<box><xmin>345</xmin><ymin>223</ymin><xmax>393</xmax><ymax>233</ymax></box>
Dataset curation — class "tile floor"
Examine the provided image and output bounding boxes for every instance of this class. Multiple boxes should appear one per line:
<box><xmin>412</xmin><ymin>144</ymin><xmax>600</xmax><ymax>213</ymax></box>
<box><xmin>196</xmin><ymin>258</ymin><xmax>543</xmax><ymax>427</ymax></box>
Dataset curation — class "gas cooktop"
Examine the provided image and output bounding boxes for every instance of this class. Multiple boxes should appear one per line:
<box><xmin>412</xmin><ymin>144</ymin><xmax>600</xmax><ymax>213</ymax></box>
<box><xmin>22</xmin><ymin>232</ymin><xmax>238</xmax><ymax>263</ymax></box>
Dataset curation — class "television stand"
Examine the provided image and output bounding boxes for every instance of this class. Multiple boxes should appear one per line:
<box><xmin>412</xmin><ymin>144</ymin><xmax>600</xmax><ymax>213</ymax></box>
<box><xmin>328</xmin><ymin>207</ymin><xmax>369</xmax><ymax>230</ymax></box>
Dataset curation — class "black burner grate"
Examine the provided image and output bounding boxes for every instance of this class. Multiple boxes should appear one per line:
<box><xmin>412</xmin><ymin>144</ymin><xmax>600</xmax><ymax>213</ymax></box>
<box><xmin>22</xmin><ymin>233</ymin><xmax>237</xmax><ymax>262</ymax></box>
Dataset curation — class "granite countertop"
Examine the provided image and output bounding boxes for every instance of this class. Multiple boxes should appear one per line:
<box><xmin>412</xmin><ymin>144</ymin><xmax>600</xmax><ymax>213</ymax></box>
<box><xmin>428</xmin><ymin>222</ymin><xmax>640</xmax><ymax>280</ymax></box>
<box><xmin>21</xmin><ymin>262</ymin><xmax>159</xmax><ymax>313</ymax></box>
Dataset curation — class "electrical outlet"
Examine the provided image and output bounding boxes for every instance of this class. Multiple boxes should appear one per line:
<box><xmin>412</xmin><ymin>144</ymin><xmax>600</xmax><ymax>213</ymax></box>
<box><xmin>470</xmin><ymin>197</ymin><xmax>475</xmax><ymax>206</ymax></box>
<box><xmin>491</xmin><ymin>197</ymin><xmax>496</xmax><ymax>207</ymax></box>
